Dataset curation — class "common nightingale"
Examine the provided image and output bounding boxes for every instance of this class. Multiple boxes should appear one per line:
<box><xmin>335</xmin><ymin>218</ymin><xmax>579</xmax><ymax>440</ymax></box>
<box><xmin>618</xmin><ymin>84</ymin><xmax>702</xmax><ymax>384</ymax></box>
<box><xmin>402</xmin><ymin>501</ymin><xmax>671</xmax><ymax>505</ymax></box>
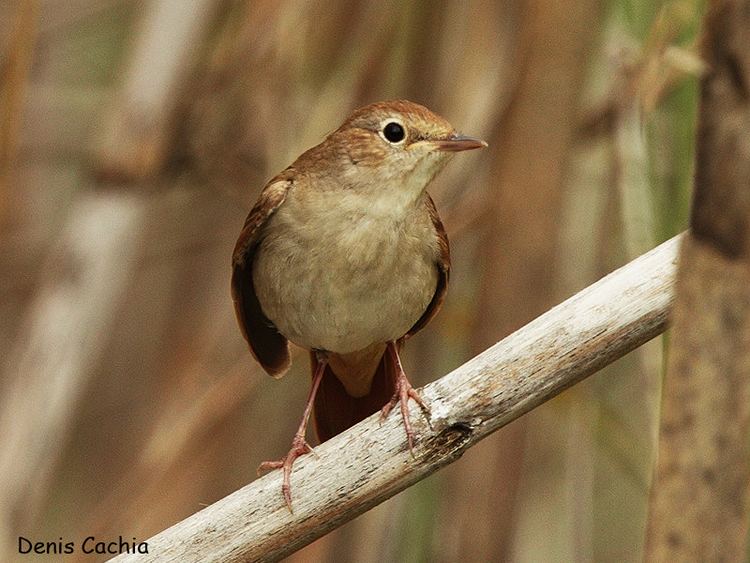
<box><xmin>232</xmin><ymin>100</ymin><xmax>486</xmax><ymax>508</ymax></box>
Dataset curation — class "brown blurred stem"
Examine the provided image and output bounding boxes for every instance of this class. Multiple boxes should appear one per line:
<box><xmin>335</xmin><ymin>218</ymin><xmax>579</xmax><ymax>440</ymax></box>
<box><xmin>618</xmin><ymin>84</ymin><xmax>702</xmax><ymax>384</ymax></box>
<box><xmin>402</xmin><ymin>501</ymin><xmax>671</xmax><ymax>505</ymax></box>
<box><xmin>464</xmin><ymin>0</ymin><xmax>601</xmax><ymax>558</ymax></box>
<box><xmin>644</xmin><ymin>0</ymin><xmax>750</xmax><ymax>560</ymax></box>
<box><xmin>93</xmin><ymin>0</ymin><xmax>219</xmax><ymax>182</ymax></box>
<box><xmin>0</xmin><ymin>1</ymin><xmax>38</xmax><ymax>228</ymax></box>
<box><xmin>111</xmin><ymin>233</ymin><xmax>681</xmax><ymax>563</ymax></box>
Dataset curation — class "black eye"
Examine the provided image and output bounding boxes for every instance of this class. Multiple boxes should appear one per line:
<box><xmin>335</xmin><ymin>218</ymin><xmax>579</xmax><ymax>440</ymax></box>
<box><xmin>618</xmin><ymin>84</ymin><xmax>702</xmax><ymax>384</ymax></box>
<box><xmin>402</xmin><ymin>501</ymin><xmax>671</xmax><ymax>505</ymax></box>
<box><xmin>383</xmin><ymin>122</ymin><xmax>405</xmax><ymax>143</ymax></box>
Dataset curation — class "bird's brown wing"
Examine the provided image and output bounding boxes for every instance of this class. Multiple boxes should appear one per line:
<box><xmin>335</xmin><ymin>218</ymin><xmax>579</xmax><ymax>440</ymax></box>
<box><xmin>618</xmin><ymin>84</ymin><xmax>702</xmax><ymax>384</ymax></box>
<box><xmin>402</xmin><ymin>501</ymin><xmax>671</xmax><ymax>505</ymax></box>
<box><xmin>231</xmin><ymin>172</ymin><xmax>294</xmax><ymax>378</ymax></box>
<box><xmin>406</xmin><ymin>194</ymin><xmax>450</xmax><ymax>338</ymax></box>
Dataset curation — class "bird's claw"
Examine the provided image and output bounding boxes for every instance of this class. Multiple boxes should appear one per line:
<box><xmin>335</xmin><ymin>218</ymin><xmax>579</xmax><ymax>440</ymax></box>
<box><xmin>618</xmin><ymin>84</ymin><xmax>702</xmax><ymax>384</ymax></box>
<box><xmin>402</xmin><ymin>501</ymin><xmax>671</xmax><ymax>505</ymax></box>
<box><xmin>257</xmin><ymin>435</ymin><xmax>314</xmax><ymax>511</ymax></box>
<box><xmin>380</xmin><ymin>370</ymin><xmax>430</xmax><ymax>454</ymax></box>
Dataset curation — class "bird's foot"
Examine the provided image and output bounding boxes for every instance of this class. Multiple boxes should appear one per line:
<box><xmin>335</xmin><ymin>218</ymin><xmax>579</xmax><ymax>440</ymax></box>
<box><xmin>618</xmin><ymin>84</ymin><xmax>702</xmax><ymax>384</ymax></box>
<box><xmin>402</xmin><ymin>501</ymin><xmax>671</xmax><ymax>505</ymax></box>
<box><xmin>258</xmin><ymin>352</ymin><xmax>327</xmax><ymax>511</ymax></box>
<box><xmin>257</xmin><ymin>434</ymin><xmax>315</xmax><ymax>511</ymax></box>
<box><xmin>380</xmin><ymin>343</ymin><xmax>431</xmax><ymax>454</ymax></box>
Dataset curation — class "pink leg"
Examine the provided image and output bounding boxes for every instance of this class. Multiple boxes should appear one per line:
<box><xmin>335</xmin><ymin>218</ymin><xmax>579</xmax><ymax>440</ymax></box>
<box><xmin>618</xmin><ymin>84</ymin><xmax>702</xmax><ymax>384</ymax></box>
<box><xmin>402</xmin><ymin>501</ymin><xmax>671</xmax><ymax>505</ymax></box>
<box><xmin>380</xmin><ymin>341</ymin><xmax>430</xmax><ymax>453</ymax></box>
<box><xmin>258</xmin><ymin>352</ymin><xmax>327</xmax><ymax>511</ymax></box>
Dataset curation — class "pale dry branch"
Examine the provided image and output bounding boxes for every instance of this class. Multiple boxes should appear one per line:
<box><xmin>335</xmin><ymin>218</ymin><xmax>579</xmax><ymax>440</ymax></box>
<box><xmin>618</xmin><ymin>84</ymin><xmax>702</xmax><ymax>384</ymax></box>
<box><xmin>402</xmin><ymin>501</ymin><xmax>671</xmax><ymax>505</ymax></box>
<box><xmin>112</xmin><ymin>233</ymin><xmax>682</xmax><ymax>563</ymax></box>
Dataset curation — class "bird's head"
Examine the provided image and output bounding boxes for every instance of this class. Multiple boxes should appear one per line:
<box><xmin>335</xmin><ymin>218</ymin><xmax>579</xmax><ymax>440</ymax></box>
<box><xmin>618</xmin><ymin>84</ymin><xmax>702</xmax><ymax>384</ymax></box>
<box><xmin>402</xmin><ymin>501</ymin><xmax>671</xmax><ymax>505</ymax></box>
<box><xmin>298</xmin><ymin>100</ymin><xmax>486</xmax><ymax>212</ymax></box>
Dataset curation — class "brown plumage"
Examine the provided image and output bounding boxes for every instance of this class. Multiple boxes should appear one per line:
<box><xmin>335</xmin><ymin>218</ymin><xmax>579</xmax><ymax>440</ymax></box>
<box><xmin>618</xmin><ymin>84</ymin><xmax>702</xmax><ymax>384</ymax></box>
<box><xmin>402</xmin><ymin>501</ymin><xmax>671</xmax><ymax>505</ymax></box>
<box><xmin>231</xmin><ymin>100</ymin><xmax>486</xmax><ymax>508</ymax></box>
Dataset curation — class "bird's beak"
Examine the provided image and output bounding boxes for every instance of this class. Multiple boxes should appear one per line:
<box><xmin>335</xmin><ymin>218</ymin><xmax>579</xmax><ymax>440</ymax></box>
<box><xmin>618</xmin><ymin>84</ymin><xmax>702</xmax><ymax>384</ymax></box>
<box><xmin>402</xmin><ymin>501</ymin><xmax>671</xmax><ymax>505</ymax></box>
<box><xmin>428</xmin><ymin>134</ymin><xmax>488</xmax><ymax>152</ymax></box>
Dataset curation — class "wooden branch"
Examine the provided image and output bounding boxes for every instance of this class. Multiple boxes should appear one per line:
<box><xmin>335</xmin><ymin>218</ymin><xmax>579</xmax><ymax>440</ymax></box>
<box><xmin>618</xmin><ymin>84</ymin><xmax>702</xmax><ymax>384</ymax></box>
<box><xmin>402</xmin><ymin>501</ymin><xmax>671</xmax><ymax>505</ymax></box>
<box><xmin>112</xmin><ymin>233</ymin><xmax>682</xmax><ymax>563</ymax></box>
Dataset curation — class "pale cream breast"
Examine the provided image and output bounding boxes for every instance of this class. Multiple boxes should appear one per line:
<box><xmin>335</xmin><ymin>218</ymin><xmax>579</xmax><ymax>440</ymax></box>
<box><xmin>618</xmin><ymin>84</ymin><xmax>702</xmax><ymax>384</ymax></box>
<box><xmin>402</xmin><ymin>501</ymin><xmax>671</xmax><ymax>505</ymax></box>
<box><xmin>252</xmin><ymin>184</ymin><xmax>440</xmax><ymax>355</ymax></box>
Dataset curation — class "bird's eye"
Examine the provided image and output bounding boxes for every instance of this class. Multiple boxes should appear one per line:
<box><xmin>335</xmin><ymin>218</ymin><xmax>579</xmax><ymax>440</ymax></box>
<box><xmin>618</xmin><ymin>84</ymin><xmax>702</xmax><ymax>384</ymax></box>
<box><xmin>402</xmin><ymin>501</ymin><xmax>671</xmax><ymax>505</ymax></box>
<box><xmin>382</xmin><ymin>122</ymin><xmax>406</xmax><ymax>144</ymax></box>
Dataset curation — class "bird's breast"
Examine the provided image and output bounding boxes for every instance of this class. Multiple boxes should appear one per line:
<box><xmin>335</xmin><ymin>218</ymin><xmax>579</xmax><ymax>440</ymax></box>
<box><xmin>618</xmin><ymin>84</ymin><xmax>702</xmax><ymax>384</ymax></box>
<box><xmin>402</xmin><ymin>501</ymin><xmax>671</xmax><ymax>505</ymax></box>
<box><xmin>252</xmin><ymin>187</ymin><xmax>440</xmax><ymax>354</ymax></box>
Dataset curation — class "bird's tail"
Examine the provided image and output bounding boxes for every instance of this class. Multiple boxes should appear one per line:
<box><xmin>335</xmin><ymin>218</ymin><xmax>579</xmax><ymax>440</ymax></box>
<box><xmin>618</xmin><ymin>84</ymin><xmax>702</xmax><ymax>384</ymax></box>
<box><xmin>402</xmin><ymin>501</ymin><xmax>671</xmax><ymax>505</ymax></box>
<box><xmin>311</xmin><ymin>350</ymin><xmax>396</xmax><ymax>443</ymax></box>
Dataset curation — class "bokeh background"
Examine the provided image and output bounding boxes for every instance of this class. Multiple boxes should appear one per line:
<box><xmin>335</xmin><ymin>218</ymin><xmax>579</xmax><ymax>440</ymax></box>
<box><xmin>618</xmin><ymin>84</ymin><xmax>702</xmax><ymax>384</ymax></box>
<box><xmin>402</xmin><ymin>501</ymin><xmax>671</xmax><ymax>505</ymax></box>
<box><xmin>0</xmin><ymin>0</ymin><xmax>704</xmax><ymax>561</ymax></box>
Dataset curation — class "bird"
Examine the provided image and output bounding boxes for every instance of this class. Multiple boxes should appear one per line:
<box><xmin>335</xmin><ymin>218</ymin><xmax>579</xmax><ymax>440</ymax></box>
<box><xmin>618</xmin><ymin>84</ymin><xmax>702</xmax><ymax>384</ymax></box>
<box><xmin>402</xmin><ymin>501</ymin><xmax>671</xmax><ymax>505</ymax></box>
<box><xmin>231</xmin><ymin>100</ymin><xmax>487</xmax><ymax>508</ymax></box>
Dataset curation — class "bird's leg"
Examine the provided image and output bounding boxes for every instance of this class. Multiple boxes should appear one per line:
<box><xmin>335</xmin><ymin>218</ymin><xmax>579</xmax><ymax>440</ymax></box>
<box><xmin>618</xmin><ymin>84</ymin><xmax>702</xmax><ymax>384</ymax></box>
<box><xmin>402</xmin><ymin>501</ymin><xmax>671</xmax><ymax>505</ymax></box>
<box><xmin>380</xmin><ymin>341</ymin><xmax>430</xmax><ymax>453</ymax></box>
<box><xmin>258</xmin><ymin>350</ymin><xmax>327</xmax><ymax>511</ymax></box>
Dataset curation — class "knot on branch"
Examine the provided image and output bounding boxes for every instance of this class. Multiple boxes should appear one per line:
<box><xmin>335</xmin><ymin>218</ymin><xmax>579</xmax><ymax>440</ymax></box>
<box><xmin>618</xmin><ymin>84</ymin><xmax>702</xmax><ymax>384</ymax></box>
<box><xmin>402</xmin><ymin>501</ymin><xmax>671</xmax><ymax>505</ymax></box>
<box><xmin>420</xmin><ymin>420</ymin><xmax>476</xmax><ymax>465</ymax></box>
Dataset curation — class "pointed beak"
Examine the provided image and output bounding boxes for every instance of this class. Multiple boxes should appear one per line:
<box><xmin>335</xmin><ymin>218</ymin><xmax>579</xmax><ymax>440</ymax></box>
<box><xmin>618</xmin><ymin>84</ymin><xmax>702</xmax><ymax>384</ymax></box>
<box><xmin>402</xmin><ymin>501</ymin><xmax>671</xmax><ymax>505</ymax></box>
<box><xmin>429</xmin><ymin>134</ymin><xmax>488</xmax><ymax>152</ymax></box>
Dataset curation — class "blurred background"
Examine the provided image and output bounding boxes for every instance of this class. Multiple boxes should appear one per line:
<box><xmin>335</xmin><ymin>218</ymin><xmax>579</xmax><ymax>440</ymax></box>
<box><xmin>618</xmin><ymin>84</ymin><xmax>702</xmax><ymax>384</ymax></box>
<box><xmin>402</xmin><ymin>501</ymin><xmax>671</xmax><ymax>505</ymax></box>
<box><xmin>0</xmin><ymin>0</ymin><xmax>704</xmax><ymax>561</ymax></box>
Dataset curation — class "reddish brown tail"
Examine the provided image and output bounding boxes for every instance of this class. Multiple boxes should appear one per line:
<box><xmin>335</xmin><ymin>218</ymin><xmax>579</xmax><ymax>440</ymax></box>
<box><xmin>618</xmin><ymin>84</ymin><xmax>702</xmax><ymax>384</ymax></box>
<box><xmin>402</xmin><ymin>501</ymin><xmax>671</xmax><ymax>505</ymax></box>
<box><xmin>312</xmin><ymin>350</ymin><xmax>396</xmax><ymax>443</ymax></box>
